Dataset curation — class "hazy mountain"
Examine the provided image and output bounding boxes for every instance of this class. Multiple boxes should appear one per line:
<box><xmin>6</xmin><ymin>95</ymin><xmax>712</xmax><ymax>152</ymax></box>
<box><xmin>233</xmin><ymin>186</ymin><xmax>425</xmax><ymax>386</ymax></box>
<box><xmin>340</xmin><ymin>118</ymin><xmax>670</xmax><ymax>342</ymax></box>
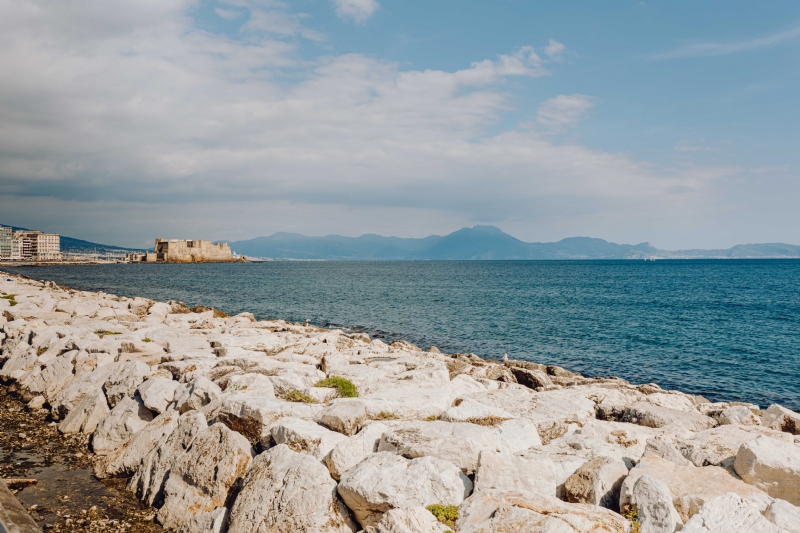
<box><xmin>1</xmin><ymin>224</ymin><xmax>142</xmax><ymax>253</ymax></box>
<box><xmin>228</xmin><ymin>226</ymin><xmax>800</xmax><ymax>260</ymax></box>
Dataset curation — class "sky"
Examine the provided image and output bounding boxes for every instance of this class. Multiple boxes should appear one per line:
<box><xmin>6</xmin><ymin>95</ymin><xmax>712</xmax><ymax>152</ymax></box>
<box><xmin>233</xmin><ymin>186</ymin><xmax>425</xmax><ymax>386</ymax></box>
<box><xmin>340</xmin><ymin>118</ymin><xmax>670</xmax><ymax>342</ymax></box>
<box><xmin>1</xmin><ymin>0</ymin><xmax>799</xmax><ymax>249</ymax></box>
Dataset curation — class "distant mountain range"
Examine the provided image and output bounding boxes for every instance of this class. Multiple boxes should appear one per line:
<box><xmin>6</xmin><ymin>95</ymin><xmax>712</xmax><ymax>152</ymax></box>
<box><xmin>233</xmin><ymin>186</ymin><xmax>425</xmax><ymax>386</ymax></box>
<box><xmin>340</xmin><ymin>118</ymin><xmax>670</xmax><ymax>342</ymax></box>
<box><xmin>228</xmin><ymin>225</ymin><xmax>800</xmax><ymax>260</ymax></box>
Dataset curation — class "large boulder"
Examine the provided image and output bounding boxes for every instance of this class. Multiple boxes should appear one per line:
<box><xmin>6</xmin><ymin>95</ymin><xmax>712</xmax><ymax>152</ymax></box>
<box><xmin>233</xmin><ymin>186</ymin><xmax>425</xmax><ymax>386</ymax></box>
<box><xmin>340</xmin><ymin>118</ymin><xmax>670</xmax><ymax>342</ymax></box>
<box><xmin>91</xmin><ymin>395</ymin><xmax>153</xmax><ymax>455</ymax></box>
<box><xmin>455</xmin><ymin>490</ymin><xmax>630</xmax><ymax>533</ymax></box>
<box><xmin>58</xmin><ymin>389</ymin><xmax>110</xmax><ymax>435</ymax></box>
<box><xmin>620</xmin><ymin>456</ymin><xmax>773</xmax><ymax>523</ymax></box>
<box><xmin>103</xmin><ymin>360</ymin><xmax>152</xmax><ymax>407</ymax></box>
<box><xmin>316</xmin><ymin>399</ymin><xmax>367</xmax><ymax>436</ymax></box>
<box><xmin>128</xmin><ymin>411</ymin><xmax>208</xmax><ymax>506</ymax></box>
<box><xmin>717</xmin><ymin>405</ymin><xmax>761</xmax><ymax>426</ymax></box>
<box><xmin>156</xmin><ymin>423</ymin><xmax>253</xmax><ymax>530</ymax></box>
<box><xmin>677</xmin><ymin>425</ymin><xmax>793</xmax><ymax>470</ymax></box>
<box><xmin>363</xmin><ymin>507</ymin><xmax>451</xmax><ymax>533</ymax></box>
<box><xmin>680</xmin><ymin>493</ymin><xmax>787</xmax><ymax>533</ymax></box>
<box><xmin>564</xmin><ymin>456</ymin><xmax>629</xmax><ymax>511</ymax></box>
<box><xmin>763</xmin><ymin>404</ymin><xmax>800</xmax><ymax>435</ymax></box>
<box><xmin>734</xmin><ymin>435</ymin><xmax>800</xmax><ymax>505</ymax></box>
<box><xmin>227</xmin><ymin>444</ymin><xmax>356</xmax><ymax>533</ymax></box>
<box><xmin>327</xmin><ymin>422</ymin><xmax>388</xmax><ymax>480</ymax></box>
<box><xmin>138</xmin><ymin>377</ymin><xmax>181</xmax><ymax>414</ymax></box>
<box><xmin>621</xmin><ymin>402</ymin><xmax>716</xmax><ymax>432</ymax></box>
<box><xmin>764</xmin><ymin>499</ymin><xmax>800</xmax><ymax>532</ymax></box>
<box><xmin>271</xmin><ymin>417</ymin><xmax>348</xmax><ymax>460</ymax></box>
<box><xmin>95</xmin><ymin>410</ymin><xmax>180</xmax><ymax>479</ymax></box>
<box><xmin>473</xmin><ymin>450</ymin><xmax>557</xmax><ymax>497</ymax></box>
<box><xmin>629</xmin><ymin>475</ymin><xmax>682</xmax><ymax>533</ymax></box>
<box><xmin>337</xmin><ymin>452</ymin><xmax>473</xmax><ymax>528</ymax></box>
<box><xmin>176</xmin><ymin>507</ymin><xmax>228</xmax><ymax>533</ymax></box>
<box><xmin>216</xmin><ymin>394</ymin><xmax>323</xmax><ymax>445</ymax></box>
<box><xmin>175</xmin><ymin>376</ymin><xmax>222</xmax><ymax>414</ymax></box>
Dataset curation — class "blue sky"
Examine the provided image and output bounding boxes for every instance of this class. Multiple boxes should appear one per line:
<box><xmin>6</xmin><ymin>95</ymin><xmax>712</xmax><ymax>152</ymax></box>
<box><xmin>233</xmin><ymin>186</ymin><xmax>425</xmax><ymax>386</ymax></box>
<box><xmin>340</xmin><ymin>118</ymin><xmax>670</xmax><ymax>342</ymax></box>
<box><xmin>1</xmin><ymin>0</ymin><xmax>799</xmax><ymax>248</ymax></box>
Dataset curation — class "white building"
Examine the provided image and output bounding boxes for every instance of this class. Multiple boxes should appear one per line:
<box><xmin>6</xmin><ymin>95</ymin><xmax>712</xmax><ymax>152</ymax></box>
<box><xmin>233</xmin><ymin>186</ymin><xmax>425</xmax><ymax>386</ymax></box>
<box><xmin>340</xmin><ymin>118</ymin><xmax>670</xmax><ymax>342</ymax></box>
<box><xmin>9</xmin><ymin>230</ymin><xmax>61</xmax><ymax>261</ymax></box>
<box><xmin>0</xmin><ymin>225</ymin><xmax>11</xmax><ymax>259</ymax></box>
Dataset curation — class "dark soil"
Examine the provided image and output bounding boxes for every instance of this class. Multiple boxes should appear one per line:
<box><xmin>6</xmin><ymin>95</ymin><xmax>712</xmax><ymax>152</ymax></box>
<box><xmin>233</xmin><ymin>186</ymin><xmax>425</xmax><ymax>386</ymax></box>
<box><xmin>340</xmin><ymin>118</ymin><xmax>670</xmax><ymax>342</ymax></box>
<box><xmin>0</xmin><ymin>387</ymin><xmax>163</xmax><ymax>532</ymax></box>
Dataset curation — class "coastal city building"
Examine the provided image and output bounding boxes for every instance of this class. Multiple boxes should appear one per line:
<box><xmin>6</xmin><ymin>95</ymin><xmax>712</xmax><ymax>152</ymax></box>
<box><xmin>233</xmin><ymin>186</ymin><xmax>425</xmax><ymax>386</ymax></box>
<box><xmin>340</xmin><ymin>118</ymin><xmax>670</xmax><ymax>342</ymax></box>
<box><xmin>0</xmin><ymin>226</ymin><xmax>61</xmax><ymax>261</ymax></box>
<box><xmin>129</xmin><ymin>238</ymin><xmax>235</xmax><ymax>263</ymax></box>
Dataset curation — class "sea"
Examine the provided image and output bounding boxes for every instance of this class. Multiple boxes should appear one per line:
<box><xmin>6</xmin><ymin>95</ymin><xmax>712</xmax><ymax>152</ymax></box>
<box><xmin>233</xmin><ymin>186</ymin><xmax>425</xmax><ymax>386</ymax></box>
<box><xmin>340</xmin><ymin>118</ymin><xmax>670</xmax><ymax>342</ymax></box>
<box><xmin>7</xmin><ymin>260</ymin><xmax>800</xmax><ymax>411</ymax></box>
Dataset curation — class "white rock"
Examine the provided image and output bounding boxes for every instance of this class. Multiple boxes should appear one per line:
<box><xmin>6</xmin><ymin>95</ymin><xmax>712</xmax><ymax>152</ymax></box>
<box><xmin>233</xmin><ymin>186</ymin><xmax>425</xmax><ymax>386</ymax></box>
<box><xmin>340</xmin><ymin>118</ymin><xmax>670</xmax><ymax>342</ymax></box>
<box><xmin>363</xmin><ymin>506</ymin><xmax>451</xmax><ymax>533</ymax></box>
<box><xmin>337</xmin><ymin>452</ymin><xmax>473</xmax><ymax>528</ymax></box>
<box><xmin>473</xmin><ymin>450</ymin><xmax>557</xmax><ymax>497</ymax></box>
<box><xmin>27</xmin><ymin>395</ymin><xmax>46</xmax><ymax>409</ymax></box>
<box><xmin>440</xmin><ymin>398</ymin><xmax>514</xmax><ymax>423</ymax></box>
<box><xmin>718</xmin><ymin>405</ymin><xmax>761</xmax><ymax>426</ymax></box>
<box><xmin>678</xmin><ymin>425</ymin><xmax>793</xmax><ymax>470</ymax></box>
<box><xmin>564</xmin><ymin>456</ymin><xmax>629</xmax><ymax>511</ymax></box>
<box><xmin>216</xmin><ymin>394</ymin><xmax>323</xmax><ymax>445</ymax></box>
<box><xmin>764</xmin><ymin>499</ymin><xmax>800</xmax><ymax>532</ymax></box>
<box><xmin>630</xmin><ymin>475</ymin><xmax>682</xmax><ymax>533</ymax></box>
<box><xmin>680</xmin><ymin>493</ymin><xmax>787</xmax><ymax>533</ymax></box>
<box><xmin>175</xmin><ymin>376</ymin><xmax>222</xmax><ymax>413</ymax></box>
<box><xmin>157</xmin><ymin>423</ymin><xmax>253</xmax><ymax>530</ymax></box>
<box><xmin>103</xmin><ymin>360</ymin><xmax>152</xmax><ymax>407</ymax></box>
<box><xmin>271</xmin><ymin>417</ymin><xmax>348</xmax><ymax>460</ymax></box>
<box><xmin>227</xmin><ymin>444</ymin><xmax>356</xmax><ymax>533</ymax></box>
<box><xmin>643</xmin><ymin>436</ymin><xmax>694</xmax><ymax>467</ymax></box>
<box><xmin>58</xmin><ymin>389</ymin><xmax>111</xmax><ymax>435</ymax></box>
<box><xmin>176</xmin><ymin>507</ymin><xmax>228</xmax><ymax>533</ymax></box>
<box><xmin>620</xmin><ymin>456</ymin><xmax>773</xmax><ymax>523</ymax></box>
<box><xmin>95</xmin><ymin>410</ymin><xmax>180</xmax><ymax>479</ymax></box>
<box><xmin>138</xmin><ymin>377</ymin><xmax>181</xmax><ymax>414</ymax></box>
<box><xmin>92</xmin><ymin>395</ymin><xmax>154</xmax><ymax>456</ymax></box>
<box><xmin>734</xmin><ymin>435</ymin><xmax>800</xmax><ymax>505</ymax></box>
<box><xmin>129</xmin><ymin>411</ymin><xmax>208</xmax><ymax>506</ymax></box>
<box><xmin>455</xmin><ymin>489</ymin><xmax>631</xmax><ymax>533</ymax></box>
<box><xmin>226</xmin><ymin>373</ymin><xmax>275</xmax><ymax>396</ymax></box>
<box><xmin>763</xmin><ymin>404</ymin><xmax>800</xmax><ymax>435</ymax></box>
<box><xmin>621</xmin><ymin>402</ymin><xmax>716</xmax><ymax>432</ymax></box>
<box><xmin>494</xmin><ymin>418</ymin><xmax>542</xmax><ymax>452</ymax></box>
<box><xmin>326</xmin><ymin>422</ymin><xmax>388</xmax><ymax>480</ymax></box>
<box><xmin>316</xmin><ymin>399</ymin><xmax>367</xmax><ymax>436</ymax></box>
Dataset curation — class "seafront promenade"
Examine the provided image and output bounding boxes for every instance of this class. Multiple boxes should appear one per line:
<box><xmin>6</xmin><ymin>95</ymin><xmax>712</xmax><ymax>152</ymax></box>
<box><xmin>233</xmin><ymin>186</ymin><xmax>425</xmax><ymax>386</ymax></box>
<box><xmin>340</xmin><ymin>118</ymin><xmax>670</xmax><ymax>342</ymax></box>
<box><xmin>1</xmin><ymin>270</ymin><xmax>799</xmax><ymax>532</ymax></box>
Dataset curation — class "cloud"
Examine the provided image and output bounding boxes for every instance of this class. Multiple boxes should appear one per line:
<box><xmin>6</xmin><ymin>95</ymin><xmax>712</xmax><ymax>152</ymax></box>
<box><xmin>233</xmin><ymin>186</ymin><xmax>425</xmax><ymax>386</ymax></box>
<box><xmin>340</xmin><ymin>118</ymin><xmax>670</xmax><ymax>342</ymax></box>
<box><xmin>242</xmin><ymin>9</ymin><xmax>326</xmax><ymax>41</ymax></box>
<box><xmin>333</xmin><ymin>0</ymin><xmax>379</xmax><ymax>23</ymax></box>
<box><xmin>537</xmin><ymin>94</ymin><xmax>594</xmax><ymax>130</ymax></box>
<box><xmin>215</xmin><ymin>7</ymin><xmax>243</xmax><ymax>20</ymax></box>
<box><xmin>544</xmin><ymin>39</ymin><xmax>565</xmax><ymax>60</ymax></box>
<box><xmin>0</xmin><ymin>0</ymin><xmax>762</xmax><ymax>249</ymax></box>
<box><xmin>654</xmin><ymin>23</ymin><xmax>800</xmax><ymax>59</ymax></box>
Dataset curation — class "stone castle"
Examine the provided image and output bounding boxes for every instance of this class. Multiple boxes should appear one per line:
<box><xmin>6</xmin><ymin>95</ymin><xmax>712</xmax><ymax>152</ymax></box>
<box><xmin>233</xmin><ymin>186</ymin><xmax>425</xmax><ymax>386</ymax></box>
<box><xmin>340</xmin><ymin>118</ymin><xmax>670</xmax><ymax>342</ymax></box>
<box><xmin>131</xmin><ymin>238</ymin><xmax>235</xmax><ymax>263</ymax></box>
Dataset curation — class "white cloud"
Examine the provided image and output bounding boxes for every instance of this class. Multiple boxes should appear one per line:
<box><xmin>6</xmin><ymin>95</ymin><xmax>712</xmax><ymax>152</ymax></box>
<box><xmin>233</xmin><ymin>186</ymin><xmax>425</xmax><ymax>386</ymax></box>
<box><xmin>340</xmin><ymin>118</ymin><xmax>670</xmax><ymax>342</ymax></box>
<box><xmin>333</xmin><ymin>0</ymin><xmax>379</xmax><ymax>23</ymax></box>
<box><xmin>537</xmin><ymin>94</ymin><xmax>594</xmax><ymax>130</ymax></box>
<box><xmin>544</xmin><ymin>39</ymin><xmax>565</xmax><ymax>59</ymax></box>
<box><xmin>215</xmin><ymin>7</ymin><xmax>243</xmax><ymax>20</ymax></box>
<box><xmin>0</xmin><ymin>0</ymin><xmax>765</xmax><ymax>248</ymax></box>
<box><xmin>242</xmin><ymin>9</ymin><xmax>326</xmax><ymax>41</ymax></box>
<box><xmin>654</xmin><ymin>23</ymin><xmax>800</xmax><ymax>59</ymax></box>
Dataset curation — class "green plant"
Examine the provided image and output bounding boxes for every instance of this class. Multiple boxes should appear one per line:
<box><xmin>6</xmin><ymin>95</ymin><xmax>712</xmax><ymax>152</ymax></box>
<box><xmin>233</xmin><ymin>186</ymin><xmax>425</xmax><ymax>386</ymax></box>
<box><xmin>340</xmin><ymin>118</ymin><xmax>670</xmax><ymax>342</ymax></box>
<box><xmin>37</xmin><ymin>347</ymin><xmax>47</xmax><ymax>356</ymax></box>
<box><xmin>281</xmin><ymin>390</ymin><xmax>318</xmax><ymax>403</ymax></box>
<box><xmin>425</xmin><ymin>414</ymin><xmax>439</xmax><ymax>421</ymax></box>
<box><xmin>426</xmin><ymin>505</ymin><xmax>458</xmax><ymax>528</ymax></box>
<box><xmin>94</xmin><ymin>330</ymin><xmax>122</xmax><ymax>338</ymax></box>
<box><xmin>142</xmin><ymin>338</ymin><xmax>152</xmax><ymax>343</ymax></box>
<box><xmin>623</xmin><ymin>505</ymin><xmax>641</xmax><ymax>533</ymax></box>
<box><xmin>374</xmin><ymin>411</ymin><xmax>399</xmax><ymax>420</ymax></box>
<box><xmin>314</xmin><ymin>376</ymin><xmax>358</xmax><ymax>398</ymax></box>
<box><xmin>1</xmin><ymin>294</ymin><xmax>17</xmax><ymax>306</ymax></box>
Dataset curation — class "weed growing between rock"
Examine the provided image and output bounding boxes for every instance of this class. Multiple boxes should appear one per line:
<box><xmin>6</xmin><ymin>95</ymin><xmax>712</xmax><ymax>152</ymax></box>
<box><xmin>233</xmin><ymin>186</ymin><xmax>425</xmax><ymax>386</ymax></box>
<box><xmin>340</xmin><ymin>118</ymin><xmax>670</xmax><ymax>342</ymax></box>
<box><xmin>314</xmin><ymin>376</ymin><xmax>358</xmax><ymax>398</ymax></box>
<box><xmin>426</xmin><ymin>504</ymin><xmax>459</xmax><ymax>528</ymax></box>
<box><xmin>281</xmin><ymin>390</ymin><xmax>318</xmax><ymax>403</ymax></box>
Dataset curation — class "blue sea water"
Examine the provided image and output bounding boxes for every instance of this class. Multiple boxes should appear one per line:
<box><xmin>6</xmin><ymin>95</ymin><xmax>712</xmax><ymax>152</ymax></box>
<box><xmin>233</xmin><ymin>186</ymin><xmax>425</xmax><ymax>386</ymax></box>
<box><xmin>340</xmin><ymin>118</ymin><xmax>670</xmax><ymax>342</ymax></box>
<box><xmin>7</xmin><ymin>260</ymin><xmax>800</xmax><ymax>410</ymax></box>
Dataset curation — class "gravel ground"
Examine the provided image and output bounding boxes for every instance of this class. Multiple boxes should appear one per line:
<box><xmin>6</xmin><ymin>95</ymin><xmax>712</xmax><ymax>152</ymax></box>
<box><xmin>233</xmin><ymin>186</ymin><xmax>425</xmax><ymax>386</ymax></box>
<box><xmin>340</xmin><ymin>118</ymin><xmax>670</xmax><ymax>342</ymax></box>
<box><xmin>0</xmin><ymin>387</ymin><xmax>163</xmax><ymax>532</ymax></box>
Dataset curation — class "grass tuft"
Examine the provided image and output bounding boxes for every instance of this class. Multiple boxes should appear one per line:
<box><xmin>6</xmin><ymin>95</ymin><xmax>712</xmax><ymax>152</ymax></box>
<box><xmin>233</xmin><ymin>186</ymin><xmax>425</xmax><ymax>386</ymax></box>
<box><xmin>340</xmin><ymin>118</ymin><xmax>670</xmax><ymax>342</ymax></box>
<box><xmin>465</xmin><ymin>416</ymin><xmax>510</xmax><ymax>427</ymax></box>
<box><xmin>623</xmin><ymin>505</ymin><xmax>641</xmax><ymax>533</ymax></box>
<box><xmin>426</xmin><ymin>505</ymin><xmax>458</xmax><ymax>528</ymax></box>
<box><xmin>37</xmin><ymin>347</ymin><xmax>48</xmax><ymax>356</ymax></box>
<box><xmin>142</xmin><ymin>337</ymin><xmax>152</xmax><ymax>342</ymax></box>
<box><xmin>374</xmin><ymin>411</ymin><xmax>400</xmax><ymax>420</ymax></box>
<box><xmin>1</xmin><ymin>294</ymin><xmax>17</xmax><ymax>306</ymax></box>
<box><xmin>95</xmin><ymin>330</ymin><xmax>122</xmax><ymax>338</ymax></box>
<box><xmin>281</xmin><ymin>390</ymin><xmax>318</xmax><ymax>403</ymax></box>
<box><xmin>315</xmin><ymin>376</ymin><xmax>358</xmax><ymax>398</ymax></box>
<box><xmin>425</xmin><ymin>414</ymin><xmax>439</xmax><ymax>421</ymax></box>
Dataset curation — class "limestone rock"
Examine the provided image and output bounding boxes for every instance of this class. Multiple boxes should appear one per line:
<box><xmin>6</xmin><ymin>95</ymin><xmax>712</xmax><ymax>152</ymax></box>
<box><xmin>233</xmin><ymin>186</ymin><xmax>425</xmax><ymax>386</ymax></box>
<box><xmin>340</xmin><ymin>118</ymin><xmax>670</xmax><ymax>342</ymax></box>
<box><xmin>680</xmin><ymin>493</ymin><xmax>787</xmax><ymax>533</ymax></box>
<box><xmin>326</xmin><ymin>422</ymin><xmax>388</xmax><ymax>480</ymax></box>
<box><xmin>764</xmin><ymin>499</ymin><xmax>800</xmax><ymax>532</ymax></box>
<box><xmin>316</xmin><ymin>399</ymin><xmax>367</xmax><ymax>436</ymax></box>
<box><xmin>103</xmin><ymin>361</ymin><xmax>152</xmax><ymax>407</ymax></box>
<box><xmin>138</xmin><ymin>377</ymin><xmax>181</xmax><ymax>414</ymax></box>
<box><xmin>175</xmin><ymin>376</ymin><xmax>222</xmax><ymax>414</ymax></box>
<box><xmin>620</xmin><ymin>456</ymin><xmax>773</xmax><ymax>523</ymax></box>
<box><xmin>473</xmin><ymin>450</ymin><xmax>557</xmax><ymax>497</ymax></box>
<box><xmin>677</xmin><ymin>425</ymin><xmax>792</xmax><ymax>470</ymax></box>
<box><xmin>157</xmin><ymin>423</ymin><xmax>253</xmax><ymax>530</ymax></box>
<box><xmin>564</xmin><ymin>456</ymin><xmax>629</xmax><ymax>511</ymax></box>
<box><xmin>363</xmin><ymin>507</ymin><xmax>451</xmax><ymax>533</ymax></box>
<box><xmin>128</xmin><ymin>411</ymin><xmax>208</xmax><ymax>506</ymax></box>
<box><xmin>216</xmin><ymin>394</ymin><xmax>323</xmax><ymax>445</ymax></box>
<box><xmin>337</xmin><ymin>452</ymin><xmax>473</xmax><ymax>528</ymax></box>
<box><xmin>717</xmin><ymin>405</ymin><xmax>761</xmax><ymax>426</ymax></box>
<box><xmin>95</xmin><ymin>410</ymin><xmax>180</xmax><ymax>479</ymax></box>
<box><xmin>27</xmin><ymin>395</ymin><xmax>46</xmax><ymax>409</ymax></box>
<box><xmin>621</xmin><ymin>402</ymin><xmax>716</xmax><ymax>432</ymax></box>
<box><xmin>734</xmin><ymin>435</ymin><xmax>800</xmax><ymax>505</ymax></box>
<box><xmin>763</xmin><ymin>404</ymin><xmax>800</xmax><ymax>435</ymax></box>
<box><xmin>455</xmin><ymin>489</ymin><xmax>630</xmax><ymax>533</ymax></box>
<box><xmin>92</xmin><ymin>395</ymin><xmax>154</xmax><ymax>456</ymax></box>
<box><xmin>176</xmin><ymin>507</ymin><xmax>228</xmax><ymax>533</ymax></box>
<box><xmin>643</xmin><ymin>436</ymin><xmax>694</xmax><ymax>466</ymax></box>
<box><xmin>227</xmin><ymin>444</ymin><xmax>356</xmax><ymax>533</ymax></box>
<box><xmin>494</xmin><ymin>418</ymin><xmax>542</xmax><ymax>452</ymax></box>
<box><xmin>226</xmin><ymin>373</ymin><xmax>275</xmax><ymax>396</ymax></box>
<box><xmin>439</xmin><ymin>398</ymin><xmax>514</xmax><ymax>424</ymax></box>
<box><xmin>58</xmin><ymin>389</ymin><xmax>111</xmax><ymax>435</ymax></box>
<box><xmin>271</xmin><ymin>417</ymin><xmax>348</xmax><ymax>460</ymax></box>
<box><xmin>630</xmin><ymin>475</ymin><xmax>682</xmax><ymax>533</ymax></box>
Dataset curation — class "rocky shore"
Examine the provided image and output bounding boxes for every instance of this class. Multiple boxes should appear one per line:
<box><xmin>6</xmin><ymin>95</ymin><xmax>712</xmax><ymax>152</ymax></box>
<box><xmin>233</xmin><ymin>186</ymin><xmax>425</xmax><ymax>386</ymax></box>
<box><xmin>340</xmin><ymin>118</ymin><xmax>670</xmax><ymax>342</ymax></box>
<box><xmin>1</xmin><ymin>270</ymin><xmax>800</xmax><ymax>533</ymax></box>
